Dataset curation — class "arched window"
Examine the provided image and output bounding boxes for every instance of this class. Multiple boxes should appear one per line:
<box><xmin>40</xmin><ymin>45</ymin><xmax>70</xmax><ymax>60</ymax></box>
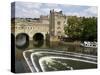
<box><xmin>57</xmin><ymin>21</ymin><xmax>61</xmax><ymax>25</ymax></box>
<box><xmin>21</xmin><ymin>27</ymin><xmax>24</xmax><ymax>29</ymax></box>
<box><xmin>57</xmin><ymin>27</ymin><xmax>61</xmax><ymax>29</ymax></box>
<box><xmin>28</xmin><ymin>27</ymin><xmax>30</xmax><ymax>29</ymax></box>
<box><xmin>57</xmin><ymin>31</ymin><xmax>61</xmax><ymax>34</ymax></box>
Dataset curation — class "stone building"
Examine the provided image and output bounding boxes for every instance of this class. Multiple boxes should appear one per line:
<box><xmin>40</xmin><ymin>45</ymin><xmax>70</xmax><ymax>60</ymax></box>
<box><xmin>49</xmin><ymin>9</ymin><xmax>67</xmax><ymax>41</ymax></box>
<box><xmin>11</xmin><ymin>9</ymin><xmax>67</xmax><ymax>41</ymax></box>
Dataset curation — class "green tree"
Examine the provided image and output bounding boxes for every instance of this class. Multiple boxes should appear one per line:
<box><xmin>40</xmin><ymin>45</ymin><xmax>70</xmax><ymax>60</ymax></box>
<box><xmin>64</xmin><ymin>16</ymin><xmax>97</xmax><ymax>41</ymax></box>
<box><xmin>81</xmin><ymin>17</ymin><xmax>97</xmax><ymax>41</ymax></box>
<box><xmin>64</xmin><ymin>16</ymin><xmax>82</xmax><ymax>40</ymax></box>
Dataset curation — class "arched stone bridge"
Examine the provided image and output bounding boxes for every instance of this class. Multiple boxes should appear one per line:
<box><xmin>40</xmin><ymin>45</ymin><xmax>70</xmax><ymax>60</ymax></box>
<box><xmin>11</xmin><ymin>9</ymin><xmax>67</xmax><ymax>47</ymax></box>
<box><xmin>12</xmin><ymin>22</ymin><xmax>49</xmax><ymax>41</ymax></box>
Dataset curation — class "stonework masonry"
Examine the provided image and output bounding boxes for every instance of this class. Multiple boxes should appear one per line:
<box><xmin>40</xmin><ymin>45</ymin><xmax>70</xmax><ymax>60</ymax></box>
<box><xmin>11</xmin><ymin>9</ymin><xmax>68</xmax><ymax>41</ymax></box>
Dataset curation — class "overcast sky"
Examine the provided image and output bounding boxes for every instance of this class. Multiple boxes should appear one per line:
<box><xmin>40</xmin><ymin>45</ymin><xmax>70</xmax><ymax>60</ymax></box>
<box><xmin>11</xmin><ymin>2</ymin><xmax>98</xmax><ymax>18</ymax></box>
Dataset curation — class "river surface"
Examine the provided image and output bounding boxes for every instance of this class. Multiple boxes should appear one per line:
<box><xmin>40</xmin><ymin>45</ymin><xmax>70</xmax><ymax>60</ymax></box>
<box><xmin>15</xmin><ymin>40</ymin><xmax>97</xmax><ymax>73</ymax></box>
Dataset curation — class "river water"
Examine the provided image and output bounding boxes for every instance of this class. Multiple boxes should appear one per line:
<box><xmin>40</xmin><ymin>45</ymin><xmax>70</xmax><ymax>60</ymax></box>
<box><xmin>15</xmin><ymin>40</ymin><xmax>97</xmax><ymax>73</ymax></box>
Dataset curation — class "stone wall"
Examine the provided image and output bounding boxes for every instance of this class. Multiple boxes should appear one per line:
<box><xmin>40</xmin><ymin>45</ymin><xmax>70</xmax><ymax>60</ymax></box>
<box><xmin>11</xmin><ymin>10</ymin><xmax>68</xmax><ymax>41</ymax></box>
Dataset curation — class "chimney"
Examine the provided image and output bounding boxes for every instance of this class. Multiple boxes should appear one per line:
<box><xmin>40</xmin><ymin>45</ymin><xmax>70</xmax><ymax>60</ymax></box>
<box><xmin>50</xmin><ymin>9</ymin><xmax>54</xmax><ymax>13</ymax></box>
<box><xmin>59</xmin><ymin>11</ymin><xmax>62</xmax><ymax>14</ymax></box>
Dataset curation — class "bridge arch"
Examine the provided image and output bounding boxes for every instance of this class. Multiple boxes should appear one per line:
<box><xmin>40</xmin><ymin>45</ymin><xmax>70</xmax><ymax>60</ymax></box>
<box><xmin>33</xmin><ymin>33</ymin><xmax>44</xmax><ymax>47</ymax></box>
<box><xmin>33</xmin><ymin>33</ymin><xmax>44</xmax><ymax>41</ymax></box>
<box><xmin>16</xmin><ymin>33</ymin><xmax>29</xmax><ymax>49</ymax></box>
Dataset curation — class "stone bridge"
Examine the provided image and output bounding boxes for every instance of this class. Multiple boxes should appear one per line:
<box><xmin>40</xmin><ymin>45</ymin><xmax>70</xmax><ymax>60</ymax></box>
<box><xmin>11</xmin><ymin>9</ymin><xmax>67</xmax><ymax>47</ymax></box>
<box><xmin>14</xmin><ymin>22</ymin><xmax>49</xmax><ymax>41</ymax></box>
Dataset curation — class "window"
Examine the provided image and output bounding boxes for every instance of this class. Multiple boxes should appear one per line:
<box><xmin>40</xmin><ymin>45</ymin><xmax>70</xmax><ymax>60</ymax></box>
<box><xmin>27</xmin><ymin>27</ymin><xmax>29</xmax><ymax>29</ymax></box>
<box><xmin>21</xmin><ymin>27</ymin><xmax>24</xmax><ymax>29</ymax></box>
<box><xmin>57</xmin><ymin>31</ymin><xmax>61</xmax><ymax>34</ymax></box>
<box><xmin>57</xmin><ymin>21</ymin><xmax>61</xmax><ymax>25</ymax></box>
<box><xmin>57</xmin><ymin>27</ymin><xmax>61</xmax><ymax>29</ymax></box>
<box><xmin>19</xmin><ymin>27</ymin><xmax>21</xmax><ymax>29</ymax></box>
<box><xmin>30</xmin><ymin>27</ymin><xmax>32</xmax><ymax>29</ymax></box>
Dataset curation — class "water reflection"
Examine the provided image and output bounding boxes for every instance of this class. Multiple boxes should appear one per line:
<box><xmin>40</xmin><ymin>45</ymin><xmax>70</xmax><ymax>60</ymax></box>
<box><xmin>16</xmin><ymin>39</ymin><xmax>97</xmax><ymax>55</ymax></box>
<box><xmin>45</xmin><ymin>41</ymin><xmax>97</xmax><ymax>55</ymax></box>
<box><xmin>33</xmin><ymin>40</ymin><xmax>44</xmax><ymax>47</ymax></box>
<box><xmin>33</xmin><ymin>33</ymin><xmax>44</xmax><ymax>48</ymax></box>
<box><xmin>15</xmin><ymin>40</ymin><xmax>97</xmax><ymax>73</ymax></box>
<box><xmin>16</xmin><ymin>34</ymin><xmax>29</xmax><ymax>49</ymax></box>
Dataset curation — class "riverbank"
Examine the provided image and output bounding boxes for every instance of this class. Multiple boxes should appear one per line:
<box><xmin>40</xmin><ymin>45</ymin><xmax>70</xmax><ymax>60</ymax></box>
<box><xmin>60</xmin><ymin>41</ymin><xmax>81</xmax><ymax>46</ymax></box>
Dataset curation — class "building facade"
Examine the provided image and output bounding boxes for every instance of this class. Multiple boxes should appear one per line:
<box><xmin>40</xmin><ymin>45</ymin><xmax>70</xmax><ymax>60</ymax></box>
<box><xmin>11</xmin><ymin>9</ymin><xmax>67</xmax><ymax>41</ymax></box>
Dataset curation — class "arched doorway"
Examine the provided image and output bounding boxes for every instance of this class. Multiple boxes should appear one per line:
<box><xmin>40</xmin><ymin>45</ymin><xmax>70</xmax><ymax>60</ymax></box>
<box><xmin>16</xmin><ymin>33</ymin><xmax>29</xmax><ymax>49</ymax></box>
<box><xmin>33</xmin><ymin>33</ymin><xmax>44</xmax><ymax>47</ymax></box>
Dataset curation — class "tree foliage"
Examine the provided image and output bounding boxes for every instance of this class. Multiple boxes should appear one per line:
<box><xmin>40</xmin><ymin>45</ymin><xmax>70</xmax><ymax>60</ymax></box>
<box><xmin>81</xmin><ymin>17</ymin><xmax>97</xmax><ymax>41</ymax></box>
<box><xmin>64</xmin><ymin>16</ymin><xmax>97</xmax><ymax>41</ymax></box>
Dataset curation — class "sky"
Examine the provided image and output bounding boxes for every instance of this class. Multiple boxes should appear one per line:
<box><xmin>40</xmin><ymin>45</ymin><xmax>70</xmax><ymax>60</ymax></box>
<box><xmin>11</xmin><ymin>2</ymin><xmax>98</xmax><ymax>18</ymax></box>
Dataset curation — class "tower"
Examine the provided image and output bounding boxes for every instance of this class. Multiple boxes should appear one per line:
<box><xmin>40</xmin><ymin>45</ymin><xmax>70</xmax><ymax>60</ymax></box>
<box><xmin>49</xmin><ymin>9</ymin><xmax>66</xmax><ymax>41</ymax></box>
<box><xmin>49</xmin><ymin>9</ymin><xmax>55</xmax><ymax>36</ymax></box>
